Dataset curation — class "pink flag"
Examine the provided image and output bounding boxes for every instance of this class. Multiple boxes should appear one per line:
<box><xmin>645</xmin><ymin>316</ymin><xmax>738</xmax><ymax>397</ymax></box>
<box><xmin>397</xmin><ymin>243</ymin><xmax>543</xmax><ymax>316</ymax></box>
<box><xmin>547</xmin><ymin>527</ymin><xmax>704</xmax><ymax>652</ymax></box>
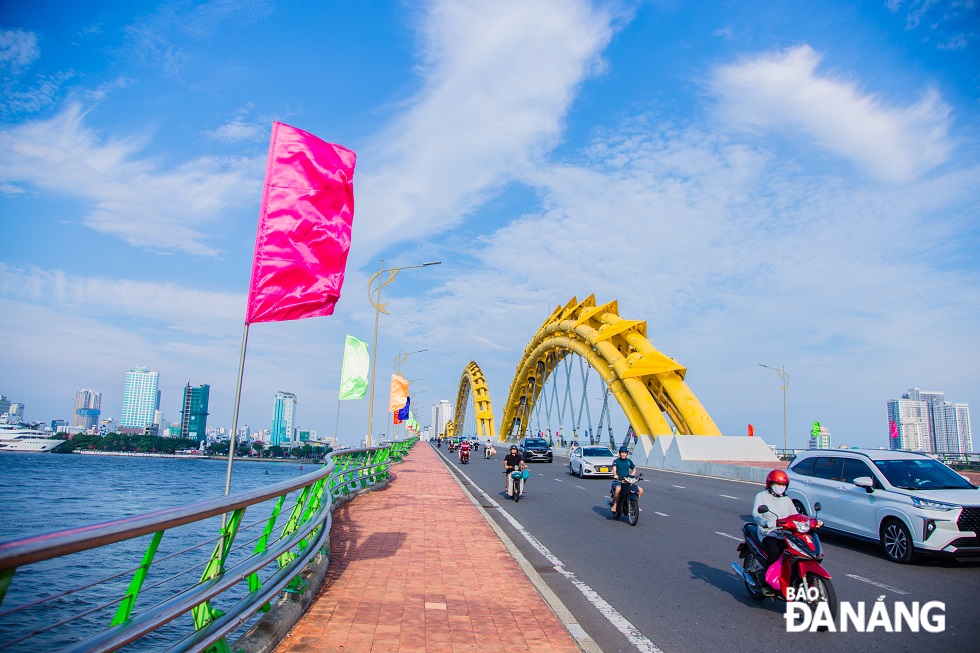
<box><xmin>245</xmin><ymin>122</ymin><xmax>357</xmax><ymax>324</ymax></box>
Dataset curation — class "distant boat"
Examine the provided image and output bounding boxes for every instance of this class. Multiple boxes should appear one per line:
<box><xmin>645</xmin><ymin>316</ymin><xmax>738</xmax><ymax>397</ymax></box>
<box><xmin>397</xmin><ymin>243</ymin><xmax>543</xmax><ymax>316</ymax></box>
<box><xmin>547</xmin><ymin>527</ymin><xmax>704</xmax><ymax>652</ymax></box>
<box><xmin>0</xmin><ymin>424</ymin><xmax>66</xmax><ymax>452</ymax></box>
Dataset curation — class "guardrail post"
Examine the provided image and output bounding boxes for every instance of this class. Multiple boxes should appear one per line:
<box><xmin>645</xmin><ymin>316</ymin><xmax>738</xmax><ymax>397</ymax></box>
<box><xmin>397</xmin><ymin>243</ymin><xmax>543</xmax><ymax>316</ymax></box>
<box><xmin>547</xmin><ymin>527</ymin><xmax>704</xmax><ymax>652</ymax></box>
<box><xmin>112</xmin><ymin>530</ymin><xmax>164</xmax><ymax>625</ymax></box>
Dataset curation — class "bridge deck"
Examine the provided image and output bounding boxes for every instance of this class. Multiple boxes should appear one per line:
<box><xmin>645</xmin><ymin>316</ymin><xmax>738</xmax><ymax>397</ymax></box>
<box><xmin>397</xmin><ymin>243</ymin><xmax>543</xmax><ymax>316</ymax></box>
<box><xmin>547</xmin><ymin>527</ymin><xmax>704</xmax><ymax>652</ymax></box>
<box><xmin>274</xmin><ymin>444</ymin><xmax>579</xmax><ymax>653</ymax></box>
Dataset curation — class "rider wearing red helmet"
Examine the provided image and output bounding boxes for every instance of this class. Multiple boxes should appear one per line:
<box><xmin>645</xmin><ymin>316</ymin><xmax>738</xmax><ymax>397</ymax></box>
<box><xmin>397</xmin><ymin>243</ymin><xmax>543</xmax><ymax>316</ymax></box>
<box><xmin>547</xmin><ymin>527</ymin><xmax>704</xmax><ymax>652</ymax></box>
<box><xmin>752</xmin><ymin>469</ymin><xmax>796</xmax><ymax>587</ymax></box>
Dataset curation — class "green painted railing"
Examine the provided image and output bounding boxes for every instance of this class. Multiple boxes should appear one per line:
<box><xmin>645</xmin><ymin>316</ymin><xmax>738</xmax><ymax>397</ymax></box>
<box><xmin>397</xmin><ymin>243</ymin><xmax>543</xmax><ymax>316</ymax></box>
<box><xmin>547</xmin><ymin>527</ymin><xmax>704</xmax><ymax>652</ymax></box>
<box><xmin>0</xmin><ymin>438</ymin><xmax>417</xmax><ymax>653</ymax></box>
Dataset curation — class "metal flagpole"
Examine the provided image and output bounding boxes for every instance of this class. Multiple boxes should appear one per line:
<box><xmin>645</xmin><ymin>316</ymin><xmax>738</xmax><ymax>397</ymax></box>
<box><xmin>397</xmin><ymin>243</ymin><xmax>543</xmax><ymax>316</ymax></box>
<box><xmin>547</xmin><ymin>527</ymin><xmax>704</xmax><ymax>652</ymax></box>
<box><xmin>224</xmin><ymin>322</ymin><xmax>250</xmax><ymax>496</ymax></box>
<box><xmin>334</xmin><ymin>398</ymin><xmax>341</xmax><ymax>440</ymax></box>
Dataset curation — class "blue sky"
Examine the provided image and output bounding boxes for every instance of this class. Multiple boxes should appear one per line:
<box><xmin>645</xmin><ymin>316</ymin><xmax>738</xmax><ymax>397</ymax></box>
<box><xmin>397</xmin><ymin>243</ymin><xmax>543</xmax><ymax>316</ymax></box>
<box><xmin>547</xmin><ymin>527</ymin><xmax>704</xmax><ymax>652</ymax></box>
<box><xmin>1</xmin><ymin>0</ymin><xmax>978</xmax><ymax>450</ymax></box>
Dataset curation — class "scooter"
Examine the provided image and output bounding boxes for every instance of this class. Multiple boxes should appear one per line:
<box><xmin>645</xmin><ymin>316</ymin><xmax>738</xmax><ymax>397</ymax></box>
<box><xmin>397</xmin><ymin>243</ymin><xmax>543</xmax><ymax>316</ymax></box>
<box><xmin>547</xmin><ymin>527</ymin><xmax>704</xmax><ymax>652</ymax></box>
<box><xmin>459</xmin><ymin>446</ymin><xmax>470</xmax><ymax>464</ymax></box>
<box><xmin>607</xmin><ymin>474</ymin><xmax>642</xmax><ymax>525</ymax></box>
<box><xmin>507</xmin><ymin>467</ymin><xmax>529</xmax><ymax>502</ymax></box>
<box><xmin>732</xmin><ymin>503</ymin><xmax>838</xmax><ymax>628</ymax></box>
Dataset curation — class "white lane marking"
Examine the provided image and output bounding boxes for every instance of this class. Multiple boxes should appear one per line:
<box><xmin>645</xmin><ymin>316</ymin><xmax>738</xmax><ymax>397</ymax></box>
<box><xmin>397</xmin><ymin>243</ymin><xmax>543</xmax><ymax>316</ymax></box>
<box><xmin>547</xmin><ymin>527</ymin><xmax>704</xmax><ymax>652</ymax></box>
<box><xmin>451</xmin><ymin>464</ymin><xmax>664</xmax><ymax>653</ymax></box>
<box><xmin>654</xmin><ymin>511</ymin><xmax>669</xmax><ymax>517</ymax></box>
<box><xmin>671</xmin><ymin>485</ymin><xmax>685</xmax><ymax>489</ymax></box>
<box><xmin>845</xmin><ymin>574</ymin><xmax>909</xmax><ymax>595</ymax></box>
<box><xmin>554</xmin><ymin>478</ymin><xmax>563</xmax><ymax>482</ymax></box>
<box><xmin>716</xmin><ymin>532</ymin><xmax>741</xmax><ymax>541</ymax></box>
<box><xmin>719</xmin><ymin>494</ymin><xmax>739</xmax><ymax>500</ymax></box>
<box><xmin>575</xmin><ymin>485</ymin><xmax>587</xmax><ymax>490</ymax></box>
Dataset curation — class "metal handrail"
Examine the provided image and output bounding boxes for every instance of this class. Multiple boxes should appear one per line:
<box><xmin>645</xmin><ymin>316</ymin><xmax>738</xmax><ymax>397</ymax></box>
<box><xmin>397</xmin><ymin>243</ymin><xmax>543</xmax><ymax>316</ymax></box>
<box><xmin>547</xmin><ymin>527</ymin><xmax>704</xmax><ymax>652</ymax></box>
<box><xmin>0</xmin><ymin>437</ymin><xmax>418</xmax><ymax>652</ymax></box>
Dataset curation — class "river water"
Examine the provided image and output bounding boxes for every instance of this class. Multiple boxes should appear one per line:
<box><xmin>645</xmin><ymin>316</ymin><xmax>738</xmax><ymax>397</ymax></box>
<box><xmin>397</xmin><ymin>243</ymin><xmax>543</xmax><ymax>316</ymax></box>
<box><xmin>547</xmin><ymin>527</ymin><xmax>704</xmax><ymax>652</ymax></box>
<box><xmin>0</xmin><ymin>452</ymin><xmax>315</xmax><ymax>651</ymax></box>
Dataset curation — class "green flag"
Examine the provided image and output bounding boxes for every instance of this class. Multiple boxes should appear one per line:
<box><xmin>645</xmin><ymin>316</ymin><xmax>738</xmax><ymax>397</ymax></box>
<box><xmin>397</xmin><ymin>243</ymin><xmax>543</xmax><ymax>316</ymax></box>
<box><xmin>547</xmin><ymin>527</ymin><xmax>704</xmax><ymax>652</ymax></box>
<box><xmin>339</xmin><ymin>335</ymin><xmax>369</xmax><ymax>400</ymax></box>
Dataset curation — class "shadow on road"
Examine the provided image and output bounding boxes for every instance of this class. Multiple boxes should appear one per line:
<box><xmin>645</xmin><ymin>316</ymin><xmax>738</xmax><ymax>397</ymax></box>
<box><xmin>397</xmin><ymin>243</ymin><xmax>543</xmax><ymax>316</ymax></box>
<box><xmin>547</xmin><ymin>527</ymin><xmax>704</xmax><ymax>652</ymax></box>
<box><xmin>687</xmin><ymin>560</ymin><xmax>779</xmax><ymax>613</ymax></box>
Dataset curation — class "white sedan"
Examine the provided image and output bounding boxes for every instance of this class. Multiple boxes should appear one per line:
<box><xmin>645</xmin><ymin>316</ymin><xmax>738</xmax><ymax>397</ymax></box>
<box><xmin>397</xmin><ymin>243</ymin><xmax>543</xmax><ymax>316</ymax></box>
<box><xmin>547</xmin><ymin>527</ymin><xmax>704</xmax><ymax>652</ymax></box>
<box><xmin>568</xmin><ymin>446</ymin><xmax>615</xmax><ymax>478</ymax></box>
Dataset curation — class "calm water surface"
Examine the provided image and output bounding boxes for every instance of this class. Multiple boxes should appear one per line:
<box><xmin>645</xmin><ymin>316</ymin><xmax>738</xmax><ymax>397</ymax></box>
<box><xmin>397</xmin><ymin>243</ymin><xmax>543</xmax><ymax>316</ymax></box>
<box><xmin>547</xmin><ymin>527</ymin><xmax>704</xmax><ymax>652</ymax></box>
<box><xmin>0</xmin><ymin>453</ymin><xmax>316</xmax><ymax>651</ymax></box>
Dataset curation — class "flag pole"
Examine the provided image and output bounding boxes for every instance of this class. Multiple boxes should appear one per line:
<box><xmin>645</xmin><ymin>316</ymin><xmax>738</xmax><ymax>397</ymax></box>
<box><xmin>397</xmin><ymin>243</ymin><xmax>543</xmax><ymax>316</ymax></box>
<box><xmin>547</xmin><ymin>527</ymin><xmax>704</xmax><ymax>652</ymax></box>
<box><xmin>334</xmin><ymin>397</ymin><xmax>341</xmax><ymax>441</ymax></box>
<box><xmin>224</xmin><ymin>322</ymin><xmax>250</xmax><ymax>496</ymax></box>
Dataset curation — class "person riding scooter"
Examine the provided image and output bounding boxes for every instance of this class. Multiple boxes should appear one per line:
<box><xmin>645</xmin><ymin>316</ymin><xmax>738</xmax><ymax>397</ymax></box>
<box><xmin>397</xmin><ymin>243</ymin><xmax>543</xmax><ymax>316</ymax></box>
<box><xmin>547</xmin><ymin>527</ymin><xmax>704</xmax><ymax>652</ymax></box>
<box><xmin>752</xmin><ymin>469</ymin><xmax>797</xmax><ymax>588</ymax></box>
<box><xmin>610</xmin><ymin>446</ymin><xmax>643</xmax><ymax>513</ymax></box>
<box><xmin>503</xmin><ymin>445</ymin><xmax>527</xmax><ymax>496</ymax></box>
<box><xmin>459</xmin><ymin>439</ymin><xmax>471</xmax><ymax>462</ymax></box>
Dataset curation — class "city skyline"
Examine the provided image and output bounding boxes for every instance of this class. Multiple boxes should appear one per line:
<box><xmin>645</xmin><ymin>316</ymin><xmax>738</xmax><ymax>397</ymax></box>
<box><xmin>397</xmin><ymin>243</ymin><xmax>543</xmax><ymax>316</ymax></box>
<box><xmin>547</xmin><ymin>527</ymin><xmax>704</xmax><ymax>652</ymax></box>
<box><xmin>1</xmin><ymin>1</ymin><xmax>977</xmax><ymax>449</ymax></box>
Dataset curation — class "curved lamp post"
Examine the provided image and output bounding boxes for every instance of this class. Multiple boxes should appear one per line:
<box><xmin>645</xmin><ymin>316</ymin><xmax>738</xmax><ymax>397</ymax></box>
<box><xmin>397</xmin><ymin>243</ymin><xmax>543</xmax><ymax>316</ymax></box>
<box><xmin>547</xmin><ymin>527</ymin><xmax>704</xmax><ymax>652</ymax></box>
<box><xmin>365</xmin><ymin>260</ymin><xmax>440</xmax><ymax>446</ymax></box>
<box><xmin>759</xmin><ymin>363</ymin><xmax>789</xmax><ymax>453</ymax></box>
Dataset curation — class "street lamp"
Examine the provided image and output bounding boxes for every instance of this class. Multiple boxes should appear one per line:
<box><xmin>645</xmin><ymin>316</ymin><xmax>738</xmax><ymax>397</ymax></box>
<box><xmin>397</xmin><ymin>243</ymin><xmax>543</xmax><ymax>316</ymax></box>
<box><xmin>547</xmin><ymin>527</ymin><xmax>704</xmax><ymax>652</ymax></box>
<box><xmin>366</xmin><ymin>260</ymin><xmax>441</xmax><ymax>446</ymax></box>
<box><xmin>759</xmin><ymin>364</ymin><xmax>789</xmax><ymax>454</ymax></box>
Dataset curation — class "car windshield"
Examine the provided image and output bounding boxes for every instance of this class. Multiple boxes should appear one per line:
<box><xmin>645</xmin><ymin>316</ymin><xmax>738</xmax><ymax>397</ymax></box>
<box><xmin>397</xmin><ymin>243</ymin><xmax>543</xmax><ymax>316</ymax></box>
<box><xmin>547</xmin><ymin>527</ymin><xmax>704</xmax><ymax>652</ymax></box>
<box><xmin>583</xmin><ymin>447</ymin><xmax>613</xmax><ymax>457</ymax></box>
<box><xmin>524</xmin><ymin>439</ymin><xmax>549</xmax><ymax>447</ymax></box>
<box><xmin>874</xmin><ymin>458</ymin><xmax>975</xmax><ymax>490</ymax></box>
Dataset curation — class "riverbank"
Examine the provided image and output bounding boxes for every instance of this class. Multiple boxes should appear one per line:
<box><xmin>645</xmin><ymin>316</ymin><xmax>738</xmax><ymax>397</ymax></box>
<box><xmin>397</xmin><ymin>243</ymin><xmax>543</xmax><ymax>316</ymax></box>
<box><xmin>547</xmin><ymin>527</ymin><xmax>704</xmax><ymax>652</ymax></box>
<box><xmin>70</xmin><ymin>450</ymin><xmax>323</xmax><ymax>464</ymax></box>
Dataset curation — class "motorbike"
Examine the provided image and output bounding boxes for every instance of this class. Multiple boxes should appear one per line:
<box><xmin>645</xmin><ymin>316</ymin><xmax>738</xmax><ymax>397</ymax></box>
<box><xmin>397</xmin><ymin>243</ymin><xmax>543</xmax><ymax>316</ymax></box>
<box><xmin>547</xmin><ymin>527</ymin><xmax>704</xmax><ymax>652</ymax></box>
<box><xmin>607</xmin><ymin>474</ymin><xmax>642</xmax><ymax>525</ymax></box>
<box><xmin>732</xmin><ymin>502</ymin><xmax>837</xmax><ymax>629</ymax></box>
<box><xmin>436</xmin><ymin>439</ymin><xmax>442</xmax><ymax>448</ymax></box>
<box><xmin>507</xmin><ymin>467</ymin><xmax>529</xmax><ymax>502</ymax></box>
<box><xmin>459</xmin><ymin>446</ymin><xmax>470</xmax><ymax>464</ymax></box>
<box><xmin>484</xmin><ymin>444</ymin><xmax>493</xmax><ymax>459</ymax></box>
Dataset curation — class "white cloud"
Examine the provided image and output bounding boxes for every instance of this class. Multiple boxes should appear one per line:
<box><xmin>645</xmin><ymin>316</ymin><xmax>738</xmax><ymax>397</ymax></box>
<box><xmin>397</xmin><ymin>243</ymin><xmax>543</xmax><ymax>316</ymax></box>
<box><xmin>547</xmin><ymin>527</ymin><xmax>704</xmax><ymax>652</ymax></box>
<box><xmin>0</xmin><ymin>104</ymin><xmax>263</xmax><ymax>255</ymax></box>
<box><xmin>708</xmin><ymin>44</ymin><xmax>953</xmax><ymax>183</ymax></box>
<box><xmin>205</xmin><ymin>116</ymin><xmax>266</xmax><ymax>143</ymax></box>
<box><xmin>350</xmin><ymin>0</ymin><xmax>618</xmax><ymax>264</ymax></box>
<box><xmin>0</xmin><ymin>29</ymin><xmax>40</xmax><ymax>73</ymax></box>
<box><xmin>0</xmin><ymin>264</ymin><xmax>243</xmax><ymax>337</ymax></box>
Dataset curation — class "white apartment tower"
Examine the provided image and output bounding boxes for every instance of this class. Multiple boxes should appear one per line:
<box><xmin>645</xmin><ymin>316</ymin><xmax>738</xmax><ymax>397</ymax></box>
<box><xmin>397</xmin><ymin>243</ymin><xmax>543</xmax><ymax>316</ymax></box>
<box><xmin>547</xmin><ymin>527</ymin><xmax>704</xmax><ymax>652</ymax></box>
<box><xmin>271</xmin><ymin>392</ymin><xmax>297</xmax><ymax>446</ymax></box>
<box><xmin>121</xmin><ymin>367</ymin><xmax>160</xmax><ymax>428</ymax></box>
<box><xmin>432</xmin><ymin>400</ymin><xmax>453</xmax><ymax>439</ymax></box>
<box><xmin>888</xmin><ymin>388</ymin><xmax>972</xmax><ymax>454</ymax></box>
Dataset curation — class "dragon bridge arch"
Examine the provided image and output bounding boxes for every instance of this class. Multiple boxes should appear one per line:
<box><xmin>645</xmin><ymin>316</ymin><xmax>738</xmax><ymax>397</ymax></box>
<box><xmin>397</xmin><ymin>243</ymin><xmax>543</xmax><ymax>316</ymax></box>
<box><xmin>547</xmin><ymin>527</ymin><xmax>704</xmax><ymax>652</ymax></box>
<box><xmin>453</xmin><ymin>361</ymin><xmax>496</xmax><ymax>439</ymax></box>
<box><xmin>500</xmin><ymin>295</ymin><xmax>721</xmax><ymax>441</ymax></box>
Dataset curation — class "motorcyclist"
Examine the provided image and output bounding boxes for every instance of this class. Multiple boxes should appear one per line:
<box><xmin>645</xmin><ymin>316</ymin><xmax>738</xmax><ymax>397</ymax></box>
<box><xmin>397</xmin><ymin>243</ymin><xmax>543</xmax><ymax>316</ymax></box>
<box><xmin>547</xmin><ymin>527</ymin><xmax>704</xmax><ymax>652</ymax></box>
<box><xmin>610</xmin><ymin>446</ymin><xmax>643</xmax><ymax>512</ymax></box>
<box><xmin>503</xmin><ymin>444</ymin><xmax>527</xmax><ymax>496</ymax></box>
<box><xmin>458</xmin><ymin>439</ymin><xmax>471</xmax><ymax>462</ymax></box>
<box><xmin>752</xmin><ymin>469</ymin><xmax>797</xmax><ymax>587</ymax></box>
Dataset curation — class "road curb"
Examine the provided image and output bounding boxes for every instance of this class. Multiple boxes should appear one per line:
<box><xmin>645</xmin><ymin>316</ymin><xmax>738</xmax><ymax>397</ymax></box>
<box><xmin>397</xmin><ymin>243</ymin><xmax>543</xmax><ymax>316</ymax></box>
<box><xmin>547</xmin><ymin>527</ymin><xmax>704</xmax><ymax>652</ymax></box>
<box><xmin>433</xmin><ymin>446</ymin><xmax>602</xmax><ymax>653</ymax></box>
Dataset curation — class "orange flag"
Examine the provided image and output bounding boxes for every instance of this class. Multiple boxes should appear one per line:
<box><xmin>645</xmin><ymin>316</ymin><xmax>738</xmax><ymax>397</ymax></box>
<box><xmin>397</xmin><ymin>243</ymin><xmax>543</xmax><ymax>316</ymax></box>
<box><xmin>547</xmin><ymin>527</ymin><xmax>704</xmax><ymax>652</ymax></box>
<box><xmin>389</xmin><ymin>374</ymin><xmax>409</xmax><ymax>412</ymax></box>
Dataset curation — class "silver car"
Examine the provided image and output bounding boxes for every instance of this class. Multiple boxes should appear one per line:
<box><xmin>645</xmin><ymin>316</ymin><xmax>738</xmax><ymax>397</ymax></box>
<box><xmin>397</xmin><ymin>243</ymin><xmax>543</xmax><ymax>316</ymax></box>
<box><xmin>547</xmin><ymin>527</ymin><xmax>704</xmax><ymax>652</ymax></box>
<box><xmin>569</xmin><ymin>446</ymin><xmax>615</xmax><ymax>478</ymax></box>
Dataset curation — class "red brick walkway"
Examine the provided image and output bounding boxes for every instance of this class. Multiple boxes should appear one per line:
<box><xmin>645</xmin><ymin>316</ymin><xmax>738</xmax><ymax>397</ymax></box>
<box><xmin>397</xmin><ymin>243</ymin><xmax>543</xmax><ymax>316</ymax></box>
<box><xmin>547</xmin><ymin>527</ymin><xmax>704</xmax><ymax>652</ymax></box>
<box><xmin>274</xmin><ymin>444</ymin><xmax>580</xmax><ymax>653</ymax></box>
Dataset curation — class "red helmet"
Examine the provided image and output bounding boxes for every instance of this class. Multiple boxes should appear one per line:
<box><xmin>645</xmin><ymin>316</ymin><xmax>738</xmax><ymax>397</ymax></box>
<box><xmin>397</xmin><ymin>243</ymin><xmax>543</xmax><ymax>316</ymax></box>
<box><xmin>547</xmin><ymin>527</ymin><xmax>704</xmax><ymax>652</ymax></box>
<box><xmin>765</xmin><ymin>469</ymin><xmax>789</xmax><ymax>492</ymax></box>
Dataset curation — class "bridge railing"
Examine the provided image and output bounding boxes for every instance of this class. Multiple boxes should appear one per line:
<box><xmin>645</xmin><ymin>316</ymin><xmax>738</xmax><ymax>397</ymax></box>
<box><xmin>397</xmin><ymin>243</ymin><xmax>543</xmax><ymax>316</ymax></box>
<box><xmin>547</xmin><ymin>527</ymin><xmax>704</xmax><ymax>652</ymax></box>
<box><xmin>0</xmin><ymin>438</ymin><xmax>417</xmax><ymax>653</ymax></box>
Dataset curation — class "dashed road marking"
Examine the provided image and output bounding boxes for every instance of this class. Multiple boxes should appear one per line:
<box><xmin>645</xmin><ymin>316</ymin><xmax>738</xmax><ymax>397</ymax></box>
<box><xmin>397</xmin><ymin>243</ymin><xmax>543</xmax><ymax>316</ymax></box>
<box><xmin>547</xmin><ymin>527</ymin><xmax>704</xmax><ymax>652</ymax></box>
<box><xmin>449</xmin><ymin>461</ymin><xmax>664</xmax><ymax>653</ymax></box>
<box><xmin>716</xmin><ymin>532</ymin><xmax>741</xmax><ymax>541</ymax></box>
<box><xmin>654</xmin><ymin>511</ymin><xmax>669</xmax><ymax>517</ymax></box>
<box><xmin>719</xmin><ymin>494</ymin><xmax>739</xmax><ymax>500</ymax></box>
<box><xmin>671</xmin><ymin>485</ymin><xmax>685</xmax><ymax>489</ymax></box>
<box><xmin>845</xmin><ymin>574</ymin><xmax>909</xmax><ymax>595</ymax></box>
<box><xmin>555</xmin><ymin>478</ymin><xmax>563</xmax><ymax>482</ymax></box>
<box><xmin>575</xmin><ymin>485</ymin><xmax>587</xmax><ymax>490</ymax></box>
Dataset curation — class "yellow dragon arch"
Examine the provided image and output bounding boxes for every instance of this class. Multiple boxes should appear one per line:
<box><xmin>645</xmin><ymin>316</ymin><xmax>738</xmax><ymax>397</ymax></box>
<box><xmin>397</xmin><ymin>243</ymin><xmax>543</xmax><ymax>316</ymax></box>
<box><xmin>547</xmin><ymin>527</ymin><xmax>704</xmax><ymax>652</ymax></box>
<box><xmin>453</xmin><ymin>361</ymin><xmax>497</xmax><ymax>438</ymax></box>
<box><xmin>500</xmin><ymin>295</ymin><xmax>721</xmax><ymax>441</ymax></box>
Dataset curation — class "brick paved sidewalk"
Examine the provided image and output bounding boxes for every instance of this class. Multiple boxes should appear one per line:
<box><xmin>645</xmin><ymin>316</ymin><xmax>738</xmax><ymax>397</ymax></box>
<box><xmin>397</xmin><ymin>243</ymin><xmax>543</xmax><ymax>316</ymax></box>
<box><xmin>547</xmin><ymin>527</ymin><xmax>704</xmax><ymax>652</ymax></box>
<box><xmin>274</xmin><ymin>444</ymin><xmax>581</xmax><ymax>653</ymax></box>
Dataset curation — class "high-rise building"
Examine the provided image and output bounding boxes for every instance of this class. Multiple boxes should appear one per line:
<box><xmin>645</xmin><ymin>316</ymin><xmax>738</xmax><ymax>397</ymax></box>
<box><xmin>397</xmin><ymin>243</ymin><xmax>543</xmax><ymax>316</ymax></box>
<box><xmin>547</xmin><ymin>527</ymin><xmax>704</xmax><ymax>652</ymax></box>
<box><xmin>0</xmin><ymin>395</ymin><xmax>10</xmax><ymax>416</ymax></box>
<box><xmin>808</xmin><ymin>422</ymin><xmax>832</xmax><ymax>449</ymax></box>
<box><xmin>180</xmin><ymin>383</ymin><xmax>210</xmax><ymax>444</ymax></box>
<box><xmin>72</xmin><ymin>390</ymin><xmax>102</xmax><ymax>429</ymax></box>
<box><xmin>5</xmin><ymin>403</ymin><xmax>24</xmax><ymax>423</ymax></box>
<box><xmin>955</xmin><ymin>403</ymin><xmax>973</xmax><ymax>454</ymax></box>
<box><xmin>888</xmin><ymin>388</ymin><xmax>972</xmax><ymax>454</ymax></box>
<box><xmin>121</xmin><ymin>367</ymin><xmax>160</xmax><ymax>428</ymax></box>
<box><xmin>271</xmin><ymin>392</ymin><xmax>297</xmax><ymax>446</ymax></box>
<box><xmin>432</xmin><ymin>400</ymin><xmax>452</xmax><ymax>439</ymax></box>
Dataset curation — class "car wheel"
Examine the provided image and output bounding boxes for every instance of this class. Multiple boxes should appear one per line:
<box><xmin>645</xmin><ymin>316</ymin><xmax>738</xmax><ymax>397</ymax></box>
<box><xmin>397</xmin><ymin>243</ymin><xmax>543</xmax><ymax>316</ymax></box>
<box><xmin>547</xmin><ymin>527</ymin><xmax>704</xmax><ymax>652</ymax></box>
<box><xmin>792</xmin><ymin>500</ymin><xmax>807</xmax><ymax>515</ymax></box>
<box><xmin>569</xmin><ymin>462</ymin><xmax>574</xmax><ymax>476</ymax></box>
<box><xmin>880</xmin><ymin>518</ymin><xmax>916</xmax><ymax>564</ymax></box>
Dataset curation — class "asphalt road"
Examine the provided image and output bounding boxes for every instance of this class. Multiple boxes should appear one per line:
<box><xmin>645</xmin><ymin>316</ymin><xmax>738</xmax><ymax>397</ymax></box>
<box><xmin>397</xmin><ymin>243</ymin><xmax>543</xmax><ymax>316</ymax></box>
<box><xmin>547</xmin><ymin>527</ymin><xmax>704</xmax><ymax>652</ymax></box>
<box><xmin>432</xmin><ymin>443</ymin><xmax>980</xmax><ymax>653</ymax></box>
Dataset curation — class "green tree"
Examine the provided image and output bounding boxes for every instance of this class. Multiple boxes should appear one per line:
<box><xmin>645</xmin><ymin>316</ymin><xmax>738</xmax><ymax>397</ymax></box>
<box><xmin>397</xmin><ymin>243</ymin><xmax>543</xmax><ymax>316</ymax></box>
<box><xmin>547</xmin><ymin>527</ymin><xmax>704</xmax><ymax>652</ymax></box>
<box><xmin>268</xmin><ymin>445</ymin><xmax>284</xmax><ymax>458</ymax></box>
<box><xmin>251</xmin><ymin>442</ymin><xmax>265</xmax><ymax>457</ymax></box>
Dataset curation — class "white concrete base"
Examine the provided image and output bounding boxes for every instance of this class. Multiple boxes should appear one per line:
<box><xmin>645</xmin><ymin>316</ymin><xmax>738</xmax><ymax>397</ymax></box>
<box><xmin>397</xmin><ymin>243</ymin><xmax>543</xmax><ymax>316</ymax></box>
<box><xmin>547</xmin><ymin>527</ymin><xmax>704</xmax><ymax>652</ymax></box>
<box><xmin>631</xmin><ymin>434</ymin><xmax>780</xmax><ymax>483</ymax></box>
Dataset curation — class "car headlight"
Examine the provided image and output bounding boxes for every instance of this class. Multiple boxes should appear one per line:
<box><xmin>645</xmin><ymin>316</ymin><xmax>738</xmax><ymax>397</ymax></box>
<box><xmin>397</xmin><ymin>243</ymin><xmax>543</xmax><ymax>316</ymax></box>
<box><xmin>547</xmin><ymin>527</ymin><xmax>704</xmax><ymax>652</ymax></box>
<box><xmin>910</xmin><ymin>497</ymin><xmax>959</xmax><ymax>511</ymax></box>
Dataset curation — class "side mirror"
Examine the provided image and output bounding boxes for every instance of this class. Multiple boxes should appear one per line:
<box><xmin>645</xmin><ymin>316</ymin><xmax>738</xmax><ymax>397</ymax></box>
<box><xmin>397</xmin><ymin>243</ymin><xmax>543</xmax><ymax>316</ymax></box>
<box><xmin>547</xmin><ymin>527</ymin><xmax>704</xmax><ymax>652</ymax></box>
<box><xmin>757</xmin><ymin>505</ymin><xmax>769</xmax><ymax>514</ymax></box>
<box><xmin>854</xmin><ymin>476</ymin><xmax>875</xmax><ymax>493</ymax></box>
<box><xmin>813</xmin><ymin>502</ymin><xmax>822</xmax><ymax>514</ymax></box>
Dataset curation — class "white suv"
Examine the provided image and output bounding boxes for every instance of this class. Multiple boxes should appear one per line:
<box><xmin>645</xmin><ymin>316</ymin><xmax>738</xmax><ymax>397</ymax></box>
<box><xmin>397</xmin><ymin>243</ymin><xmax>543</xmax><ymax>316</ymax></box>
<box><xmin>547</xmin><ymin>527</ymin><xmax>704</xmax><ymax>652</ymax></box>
<box><xmin>785</xmin><ymin>449</ymin><xmax>980</xmax><ymax>563</ymax></box>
